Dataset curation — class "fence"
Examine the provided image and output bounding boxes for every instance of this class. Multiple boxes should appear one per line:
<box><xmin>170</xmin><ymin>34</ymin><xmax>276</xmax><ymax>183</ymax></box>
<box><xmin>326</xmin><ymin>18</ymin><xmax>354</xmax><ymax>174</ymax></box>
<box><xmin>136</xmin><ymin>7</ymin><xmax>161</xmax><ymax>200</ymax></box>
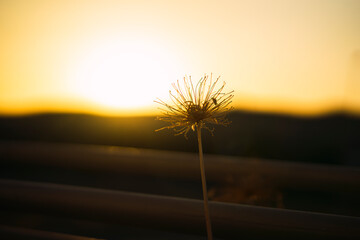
<box><xmin>0</xmin><ymin>141</ymin><xmax>359</xmax><ymax>239</ymax></box>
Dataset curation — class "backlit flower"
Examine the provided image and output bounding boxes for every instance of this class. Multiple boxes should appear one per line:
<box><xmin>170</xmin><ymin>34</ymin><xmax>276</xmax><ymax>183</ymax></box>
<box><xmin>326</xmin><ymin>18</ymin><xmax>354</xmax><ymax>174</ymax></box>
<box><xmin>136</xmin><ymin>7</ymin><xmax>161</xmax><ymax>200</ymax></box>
<box><xmin>155</xmin><ymin>74</ymin><xmax>234</xmax><ymax>138</ymax></box>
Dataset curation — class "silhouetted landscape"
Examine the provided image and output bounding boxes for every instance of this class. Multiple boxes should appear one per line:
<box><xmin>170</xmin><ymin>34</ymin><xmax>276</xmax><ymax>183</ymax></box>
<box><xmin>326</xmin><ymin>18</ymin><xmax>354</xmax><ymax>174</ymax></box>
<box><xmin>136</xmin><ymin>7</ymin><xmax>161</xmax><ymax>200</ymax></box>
<box><xmin>1</xmin><ymin>111</ymin><xmax>360</xmax><ymax>239</ymax></box>
<box><xmin>1</xmin><ymin>110</ymin><xmax>359</xmax><ymax>165</ymax></box>
<box><xmin>1</xmin><ymin>0</ymin><xmax>360</xmax><ymax>238</ymax></box>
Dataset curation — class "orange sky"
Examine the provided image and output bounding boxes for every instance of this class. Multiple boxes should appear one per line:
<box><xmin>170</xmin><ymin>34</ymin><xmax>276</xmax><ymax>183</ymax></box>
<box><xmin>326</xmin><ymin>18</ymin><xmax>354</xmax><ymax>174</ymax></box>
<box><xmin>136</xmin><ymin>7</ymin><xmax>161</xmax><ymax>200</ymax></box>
<box><xmin>0</xmin><ymin>0</ymin><xmax>359</xmax><ymax>116</ymax></box>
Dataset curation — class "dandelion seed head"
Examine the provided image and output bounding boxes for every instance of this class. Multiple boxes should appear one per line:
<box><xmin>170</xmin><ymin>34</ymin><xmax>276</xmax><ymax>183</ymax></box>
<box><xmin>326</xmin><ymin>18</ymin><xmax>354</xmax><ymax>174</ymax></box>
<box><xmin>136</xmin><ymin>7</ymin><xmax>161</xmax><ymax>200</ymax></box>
<box><xmin>155</xmin><ymin>74</ymin><xmax>234</xmax><ymax>138</ymax></box>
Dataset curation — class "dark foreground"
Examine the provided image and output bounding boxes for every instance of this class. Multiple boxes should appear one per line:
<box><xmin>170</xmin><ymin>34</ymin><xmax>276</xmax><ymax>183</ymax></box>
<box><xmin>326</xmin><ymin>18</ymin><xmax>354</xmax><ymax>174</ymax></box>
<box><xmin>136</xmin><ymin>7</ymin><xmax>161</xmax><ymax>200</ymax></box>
<box><xmin>0</xmin><ymin>111</ymin><xmax>359</xmax><ymax>239</ymax></box>
<box><xmin>1</xmin><ymin>142</ymin><xmax>360</xmax><ymax>239</ymax></box>
<box><xmin>1</xmin><ymin>110</ymin><xmax>359</xmax><ymax>165</ymax></box>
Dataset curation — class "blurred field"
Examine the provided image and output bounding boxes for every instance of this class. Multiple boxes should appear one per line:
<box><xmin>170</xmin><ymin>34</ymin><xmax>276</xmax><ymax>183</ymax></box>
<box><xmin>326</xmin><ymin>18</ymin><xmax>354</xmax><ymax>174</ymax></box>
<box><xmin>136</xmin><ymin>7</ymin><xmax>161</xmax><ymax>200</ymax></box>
<box><xmin>0</xmin><ymin>110</ymin><xmax>359</xmax><ymax>165</ymax></box>
<box><xmin>1</xmin><ymin>141</ymin><xmax>360</xmax><ymax>239</ymax></box>
<box><xmin>0</xmin><ymin>111</ymin><xmax>360</xmax><ymax>239</ymax></box>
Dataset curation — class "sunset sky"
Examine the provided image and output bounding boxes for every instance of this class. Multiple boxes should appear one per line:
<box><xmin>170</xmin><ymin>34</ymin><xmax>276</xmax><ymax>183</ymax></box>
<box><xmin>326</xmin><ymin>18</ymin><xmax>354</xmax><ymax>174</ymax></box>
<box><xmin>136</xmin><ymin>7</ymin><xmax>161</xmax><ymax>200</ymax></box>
<box><xmin>0</xmin><ymin>0</ymin><xmax>359</xmax><ymax>116</ymax></box>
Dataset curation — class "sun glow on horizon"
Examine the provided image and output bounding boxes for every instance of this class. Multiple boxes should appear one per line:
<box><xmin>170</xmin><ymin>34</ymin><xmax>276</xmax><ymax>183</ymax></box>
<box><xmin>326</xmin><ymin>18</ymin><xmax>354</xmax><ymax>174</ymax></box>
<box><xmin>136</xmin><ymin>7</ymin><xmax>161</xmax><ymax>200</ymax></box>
<box><xmin>69</xmin><ymin>38</ymin><xmax>179</xmax><ymax>110</ymax></box>
<box><xmin>0</xmin><ymin>0</ymin><xmax>359</xmax><ymax>116</ymax></box>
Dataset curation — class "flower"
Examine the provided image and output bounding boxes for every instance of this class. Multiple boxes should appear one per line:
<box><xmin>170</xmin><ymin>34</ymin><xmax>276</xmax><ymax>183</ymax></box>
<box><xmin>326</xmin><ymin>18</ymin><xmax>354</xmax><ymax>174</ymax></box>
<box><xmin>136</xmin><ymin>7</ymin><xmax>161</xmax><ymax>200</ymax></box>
<box><xmin>155</xmin><ymin>74</ymin><xmax>234</xmax><ymax>138</ymax></box>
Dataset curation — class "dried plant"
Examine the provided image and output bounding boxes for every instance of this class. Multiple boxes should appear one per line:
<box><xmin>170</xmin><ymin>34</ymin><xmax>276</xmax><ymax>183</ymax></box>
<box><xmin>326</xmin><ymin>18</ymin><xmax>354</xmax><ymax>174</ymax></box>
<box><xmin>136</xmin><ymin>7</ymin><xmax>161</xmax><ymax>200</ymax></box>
<box><xmin>155</xmin><ymin>74</ymin><xmax>234</xmax><ymax>138</ymax></box>
<box><xmin>155</xmin><ymin>74</ymin><xmax>234</xmax><ymax>240</ymax></box>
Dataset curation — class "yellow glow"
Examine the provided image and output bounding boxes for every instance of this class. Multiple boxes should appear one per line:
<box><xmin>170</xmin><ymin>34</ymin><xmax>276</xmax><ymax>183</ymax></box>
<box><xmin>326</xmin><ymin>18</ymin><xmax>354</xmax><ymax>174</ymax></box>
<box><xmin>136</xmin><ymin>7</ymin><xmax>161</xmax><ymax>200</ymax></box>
<box><xmin>0</xmin><ymin>0</ymin><xmax>359</xmax><ymax>116</ymax></box>
<box><xmin>69</xmin><ymin>39</ymin><xmax>178</xmax><ymax>110</ymax></box>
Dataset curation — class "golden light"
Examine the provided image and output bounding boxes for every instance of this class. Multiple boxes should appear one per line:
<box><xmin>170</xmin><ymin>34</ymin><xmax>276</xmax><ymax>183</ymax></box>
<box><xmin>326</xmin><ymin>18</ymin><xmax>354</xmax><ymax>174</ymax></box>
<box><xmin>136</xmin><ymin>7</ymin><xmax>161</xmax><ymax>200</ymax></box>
<box><xmin>70</xmin><ymin>38</ymin><xmax>178</xmax><ymax>111</ymax></box>
<box><xmin>0</xmin><ymin>1</ymin><xmax>359</xmax><ymax>116</ymax></box>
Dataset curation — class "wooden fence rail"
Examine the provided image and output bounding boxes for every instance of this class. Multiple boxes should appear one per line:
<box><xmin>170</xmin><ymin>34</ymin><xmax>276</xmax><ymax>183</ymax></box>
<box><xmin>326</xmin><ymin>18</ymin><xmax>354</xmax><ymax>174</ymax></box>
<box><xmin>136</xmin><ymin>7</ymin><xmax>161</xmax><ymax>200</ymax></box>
<box><xmin>0</xmin><ymin>224</ymin><xmax>103</xmax><ymax>240</ymax></box>
<box><xmin>1</xmin><ymin>141</ymin><xmax>359</xmax><ymax>192</ymax></box>
<box><xmin>0</xmin><ymin>179</ymin><xmax>359</xmax><ymax>240</ymax></box>
<box><xmin>1</xmin><ymin>141</ymin><xmax>360</xmax><ymax>239</ymax></box>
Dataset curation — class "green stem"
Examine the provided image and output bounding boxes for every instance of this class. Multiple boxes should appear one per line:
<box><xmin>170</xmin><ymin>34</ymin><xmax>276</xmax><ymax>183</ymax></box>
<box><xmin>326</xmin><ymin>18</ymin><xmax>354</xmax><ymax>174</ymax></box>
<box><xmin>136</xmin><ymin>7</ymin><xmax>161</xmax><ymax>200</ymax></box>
<box><xmin>197</xmin><ymin>124</ymin><xmax>213</xmax><ymax>240</ymax></box>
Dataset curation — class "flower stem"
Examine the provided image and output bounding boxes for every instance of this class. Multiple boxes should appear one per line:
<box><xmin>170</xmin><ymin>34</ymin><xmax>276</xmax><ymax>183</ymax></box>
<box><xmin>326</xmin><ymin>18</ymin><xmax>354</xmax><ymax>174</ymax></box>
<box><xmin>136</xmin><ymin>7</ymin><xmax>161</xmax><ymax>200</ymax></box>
<box><xmin>197</xmin><ymin>124</ymin><xmax>213</xmax><ymax>240</ymax></box>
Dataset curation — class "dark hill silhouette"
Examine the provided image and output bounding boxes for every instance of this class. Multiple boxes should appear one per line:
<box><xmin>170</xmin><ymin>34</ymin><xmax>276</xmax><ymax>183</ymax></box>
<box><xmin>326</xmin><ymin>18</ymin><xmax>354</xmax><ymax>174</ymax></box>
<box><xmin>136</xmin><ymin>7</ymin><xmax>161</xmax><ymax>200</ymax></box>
<box><xmin>0</xmin><ymin>111</ymin><xmax>359</xmax><ymax>165</ymax></box>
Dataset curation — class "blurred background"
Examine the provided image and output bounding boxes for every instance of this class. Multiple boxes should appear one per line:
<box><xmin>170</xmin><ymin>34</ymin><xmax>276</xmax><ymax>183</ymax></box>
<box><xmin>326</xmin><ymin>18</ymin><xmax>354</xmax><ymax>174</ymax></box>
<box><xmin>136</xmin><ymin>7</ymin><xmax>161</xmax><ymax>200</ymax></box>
<box><xmin>0</xmin><ymin>0</ymin><xmax>359</xmax><ymax>164</ymax></box>
<box><xmin>0</xmin><ymin>1</ymin><xmax>360</xmax><ymax>239</ymax></box>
